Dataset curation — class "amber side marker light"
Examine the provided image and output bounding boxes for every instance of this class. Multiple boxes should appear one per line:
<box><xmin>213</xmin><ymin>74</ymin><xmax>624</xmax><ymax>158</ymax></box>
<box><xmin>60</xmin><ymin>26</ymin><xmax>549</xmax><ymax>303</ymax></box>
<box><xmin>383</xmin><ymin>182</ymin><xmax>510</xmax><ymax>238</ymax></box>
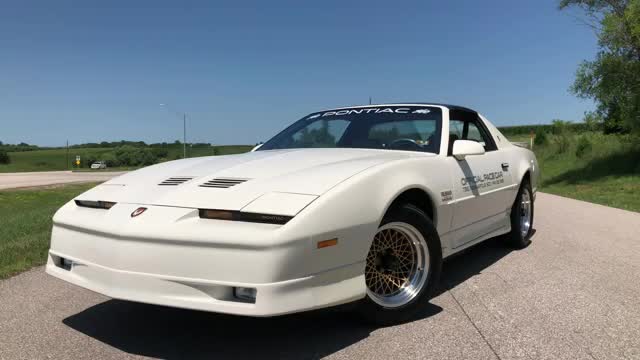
<box><xmin>317</xmin><ymin>238</ymin><xmax>338</xmax><ymax>249</ymax></box>
<box><xmin>75</xmin><ymin>200</ymin><xmax>116</xmax><ymax>209</ymax></box>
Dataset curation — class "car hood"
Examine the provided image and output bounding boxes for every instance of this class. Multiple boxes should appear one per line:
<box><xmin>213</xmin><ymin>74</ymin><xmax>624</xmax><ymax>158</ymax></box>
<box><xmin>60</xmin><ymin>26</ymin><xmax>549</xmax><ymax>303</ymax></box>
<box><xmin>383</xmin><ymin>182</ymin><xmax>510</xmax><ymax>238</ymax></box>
<box><xmin>78</xmin><ymin>148</ymin><xmax>429</xmax><ymax>211</ymax></box>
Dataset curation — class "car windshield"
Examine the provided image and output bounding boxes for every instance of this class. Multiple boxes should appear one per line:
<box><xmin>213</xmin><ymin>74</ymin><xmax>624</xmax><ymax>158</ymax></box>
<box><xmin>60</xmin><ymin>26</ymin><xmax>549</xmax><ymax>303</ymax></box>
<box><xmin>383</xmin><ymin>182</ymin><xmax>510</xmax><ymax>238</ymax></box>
<box><xmin>259</xmin><ymin>106</ymin><xmax>442</xmax><ymax>153</ymax></box>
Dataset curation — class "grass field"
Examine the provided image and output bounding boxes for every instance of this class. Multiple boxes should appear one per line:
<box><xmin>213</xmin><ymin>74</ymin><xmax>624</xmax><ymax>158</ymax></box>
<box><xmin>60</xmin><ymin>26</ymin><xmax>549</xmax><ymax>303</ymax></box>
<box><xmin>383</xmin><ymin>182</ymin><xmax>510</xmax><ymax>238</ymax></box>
<box><xmin>0</xmin><ymin>145</ymin><xmax>253</xmax><ymax>173</ymax></box>
<box><xmin>515</xmin><ymin>132</ymin><xmax>640</xmax><ymax>212</ymax></box>
<box><xmin>0</xmin><ymin>183</ymin><xmax>97</xmax><ymax>279</ymax></box>
<box><xmin>0</xmin><ymin>148</ymin><xmax>114</xmax><ymax>172</ymax></box>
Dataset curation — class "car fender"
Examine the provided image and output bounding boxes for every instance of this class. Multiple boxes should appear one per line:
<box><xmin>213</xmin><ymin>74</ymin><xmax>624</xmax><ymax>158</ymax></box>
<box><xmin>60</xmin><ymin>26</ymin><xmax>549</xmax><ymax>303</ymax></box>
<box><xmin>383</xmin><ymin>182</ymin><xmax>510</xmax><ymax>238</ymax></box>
<box><xmin>284</xmin><ymin>156</ymin><xmax>453</xmax><ymax>276</ymax></box>
<box><xmin>506</xmin><ymin>147</ymin><xmax>538</xmax><ymax>203</ymax></box>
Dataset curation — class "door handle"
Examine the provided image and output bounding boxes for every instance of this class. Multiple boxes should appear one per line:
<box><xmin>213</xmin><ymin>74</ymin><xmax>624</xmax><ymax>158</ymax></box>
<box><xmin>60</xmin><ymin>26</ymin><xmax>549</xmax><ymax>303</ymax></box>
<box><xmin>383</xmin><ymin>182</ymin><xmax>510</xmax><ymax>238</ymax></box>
<box><xmin>501</xmin><ymin>163</ymin><xmax>510</xmax><ymax>170</ymax></box>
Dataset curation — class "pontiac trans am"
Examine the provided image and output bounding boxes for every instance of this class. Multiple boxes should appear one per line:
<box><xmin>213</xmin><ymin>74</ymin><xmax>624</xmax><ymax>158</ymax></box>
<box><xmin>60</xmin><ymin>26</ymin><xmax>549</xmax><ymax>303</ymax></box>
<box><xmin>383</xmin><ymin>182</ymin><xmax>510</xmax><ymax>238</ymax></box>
<box><xmin>47</xmin><ymin>103</ymin><xmax>538</xmax><ymax>324</ymax></box>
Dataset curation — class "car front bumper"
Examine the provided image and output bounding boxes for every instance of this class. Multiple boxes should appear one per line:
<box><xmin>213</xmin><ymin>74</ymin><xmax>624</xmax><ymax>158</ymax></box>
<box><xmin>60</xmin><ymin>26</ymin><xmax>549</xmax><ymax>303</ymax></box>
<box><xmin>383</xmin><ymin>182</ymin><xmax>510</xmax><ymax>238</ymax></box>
<box><xmin>46</xmin><ymin>202</ymin><xmax>366</xmax><ymax>316</ymax></box>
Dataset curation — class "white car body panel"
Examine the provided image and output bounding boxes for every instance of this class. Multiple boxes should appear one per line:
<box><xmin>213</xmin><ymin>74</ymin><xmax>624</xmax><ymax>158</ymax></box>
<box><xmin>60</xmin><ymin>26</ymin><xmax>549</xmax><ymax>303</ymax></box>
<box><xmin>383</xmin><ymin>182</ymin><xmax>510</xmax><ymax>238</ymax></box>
<box><xmin>86</xmin><ymin>149</ymin><xmax>410</xmax><ymax>211</ymax></box>
<box><xmin>47</xmin><ymin>103</ymin><xmax>538</xmax><ymax>316</ymax></box>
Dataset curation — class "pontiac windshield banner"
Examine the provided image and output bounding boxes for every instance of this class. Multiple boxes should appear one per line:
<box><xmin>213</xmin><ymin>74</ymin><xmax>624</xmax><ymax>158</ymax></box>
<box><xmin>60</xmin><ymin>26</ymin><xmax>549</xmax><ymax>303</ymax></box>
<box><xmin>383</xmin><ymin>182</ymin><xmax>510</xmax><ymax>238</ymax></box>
<box><xmin>308</xmin><ymin>107</ymin><xmax>434</xmax><ymax>119</ymax></box>
<box><xmin>461</xmin><ymin>171</ymin><xmax>505</xmax><ymax>192</ymax></box>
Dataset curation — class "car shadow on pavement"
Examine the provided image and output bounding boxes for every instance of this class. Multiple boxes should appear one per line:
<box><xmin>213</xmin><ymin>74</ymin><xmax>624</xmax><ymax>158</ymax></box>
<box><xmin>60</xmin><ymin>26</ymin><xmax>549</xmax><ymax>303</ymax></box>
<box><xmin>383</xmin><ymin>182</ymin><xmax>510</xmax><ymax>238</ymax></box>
<box><xmin>62</xmin><ymin>232</ymin><xmax>532</xmax><ymax>359</ymax></box>
<box><xmin>63</xmin><ymin>300</ymin><xmax>439</xmax><ymax>359</ymax></box>
<box><xmin>436</xmin><ymin>234</ymin><xmax>526</xmax><ymax>296</ymax></box>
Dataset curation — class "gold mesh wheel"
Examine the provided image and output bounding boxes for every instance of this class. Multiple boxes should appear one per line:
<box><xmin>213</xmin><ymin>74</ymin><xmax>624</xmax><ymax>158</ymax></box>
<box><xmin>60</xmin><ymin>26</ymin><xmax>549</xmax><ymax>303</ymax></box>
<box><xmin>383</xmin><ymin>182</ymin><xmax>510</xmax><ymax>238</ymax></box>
<box><xmin>365</xmin><ymin>222</ymin><xmax>429</xmax><ymax>308</ymax></box>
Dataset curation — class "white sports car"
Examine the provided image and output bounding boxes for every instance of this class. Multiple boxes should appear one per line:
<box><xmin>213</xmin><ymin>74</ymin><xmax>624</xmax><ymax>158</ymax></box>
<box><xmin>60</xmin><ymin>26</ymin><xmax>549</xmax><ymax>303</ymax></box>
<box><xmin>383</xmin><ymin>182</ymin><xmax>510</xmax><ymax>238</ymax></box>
<box><xmin>47</xmin><ymin>103</ymin><xmax>538</xmax><ymax>324</ymax></box>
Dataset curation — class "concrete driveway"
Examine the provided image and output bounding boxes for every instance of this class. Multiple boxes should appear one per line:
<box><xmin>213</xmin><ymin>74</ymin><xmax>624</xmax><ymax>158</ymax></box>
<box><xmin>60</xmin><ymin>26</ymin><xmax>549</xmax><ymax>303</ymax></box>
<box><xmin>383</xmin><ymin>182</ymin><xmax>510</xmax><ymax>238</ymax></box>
<box><xmin>1</xmin><ymin>193</ymin><xmax>639</xmax><ymax>359</ymax></box>
<box><xmin>0</xmin><ymin>171</ymin><xmax>127</xmax><ymax>190</ymax></box>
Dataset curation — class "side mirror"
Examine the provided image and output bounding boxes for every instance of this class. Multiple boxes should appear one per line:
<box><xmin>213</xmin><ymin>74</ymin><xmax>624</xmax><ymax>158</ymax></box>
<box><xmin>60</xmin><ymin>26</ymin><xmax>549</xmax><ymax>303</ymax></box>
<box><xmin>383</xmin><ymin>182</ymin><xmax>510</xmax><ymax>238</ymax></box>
<box><xmin>452</xmin><ymin>140</ymin><xmax>485</xmax><ymax>160</ymax></box>
<box><xmin>251</xmin><ymin>143</ymin><xmax>264</xmax><ymax>152</ymax></box>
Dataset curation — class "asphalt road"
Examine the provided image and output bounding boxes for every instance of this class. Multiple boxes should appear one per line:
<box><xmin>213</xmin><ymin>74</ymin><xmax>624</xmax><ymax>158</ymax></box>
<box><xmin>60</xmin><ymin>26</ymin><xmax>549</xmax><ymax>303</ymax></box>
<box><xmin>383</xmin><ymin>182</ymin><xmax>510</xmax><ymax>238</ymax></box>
<box><xmin>0</xmin><ymin>171</ymin><xmax>127</xmax><ymax>190</ymax></box>
<box><xmin>1</xmin><ymin>192</ymin><xmax>639</xmax><ymax>360</ymax></box>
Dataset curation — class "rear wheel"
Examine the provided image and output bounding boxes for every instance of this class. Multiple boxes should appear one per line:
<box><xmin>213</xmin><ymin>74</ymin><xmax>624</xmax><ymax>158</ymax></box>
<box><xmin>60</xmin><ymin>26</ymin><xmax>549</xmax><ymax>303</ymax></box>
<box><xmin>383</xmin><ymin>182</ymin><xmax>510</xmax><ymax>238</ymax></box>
<box><xmin>358</xmin><ymin>203</ymin><xmax>442</xmax><ymax>325</ymax></box>
<box><xmin>506</xmin><ymin>179</ymin><xmax>534</xmax><ymax>248</ymax></box>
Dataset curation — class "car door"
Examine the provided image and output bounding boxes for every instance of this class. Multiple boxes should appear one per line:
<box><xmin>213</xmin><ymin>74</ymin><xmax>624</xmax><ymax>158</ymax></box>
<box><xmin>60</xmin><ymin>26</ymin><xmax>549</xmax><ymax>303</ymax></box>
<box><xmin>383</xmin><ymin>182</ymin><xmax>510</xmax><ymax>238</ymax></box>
<box><xmin>447</xmin><ymin>110</ymin><xmax>514</xmax><ymax>248</ymax></box>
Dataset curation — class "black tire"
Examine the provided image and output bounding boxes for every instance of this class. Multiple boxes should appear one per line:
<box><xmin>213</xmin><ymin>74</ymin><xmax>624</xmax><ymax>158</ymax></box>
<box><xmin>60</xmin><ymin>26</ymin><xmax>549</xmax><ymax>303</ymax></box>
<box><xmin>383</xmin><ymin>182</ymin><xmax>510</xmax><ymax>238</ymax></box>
<box><xmin>357</xmin><ymin>203</ymin><xmax>442</xmax><ymax>326</ymax></box>
<box><xmin>506</xmin><ymin>179</ymin><xmax>534</xmax><ymax>249</ymax></box>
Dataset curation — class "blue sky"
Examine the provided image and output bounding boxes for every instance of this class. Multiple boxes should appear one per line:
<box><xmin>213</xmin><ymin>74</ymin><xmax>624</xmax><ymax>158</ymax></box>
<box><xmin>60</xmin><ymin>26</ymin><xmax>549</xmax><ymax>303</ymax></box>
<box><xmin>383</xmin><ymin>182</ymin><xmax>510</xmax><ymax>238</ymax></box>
<box><xmin>0</xmin><ymin>0</ymin><xmax>597</xmax><ymax>146</ymax></box>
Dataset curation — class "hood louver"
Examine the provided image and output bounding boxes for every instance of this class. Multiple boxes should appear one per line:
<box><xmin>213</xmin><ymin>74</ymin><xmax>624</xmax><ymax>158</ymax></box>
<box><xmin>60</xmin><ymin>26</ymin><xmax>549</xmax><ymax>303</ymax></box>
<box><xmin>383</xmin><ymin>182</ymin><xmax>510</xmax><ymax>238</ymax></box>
<box><xmin>200</xmin><ymin>178</ymin><xmax>250</xmax><ymax>189</ymax></box>
<box><xmin>159</xmin><ymin>177</ymin><xmax>195</xmax><ymax>186</ymax></box>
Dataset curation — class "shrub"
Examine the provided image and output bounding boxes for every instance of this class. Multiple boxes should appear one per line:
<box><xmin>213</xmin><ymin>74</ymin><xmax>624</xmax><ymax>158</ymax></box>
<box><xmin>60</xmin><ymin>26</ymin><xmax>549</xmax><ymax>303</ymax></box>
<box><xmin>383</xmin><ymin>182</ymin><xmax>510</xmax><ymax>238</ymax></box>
<box><xmin>101</xmin><ymin>153</ymin><xmax>119</xmax><ymax>167</ymax></box>
<box><xmin>534</xmin><ymin>131</ymin><xmax>548</xmax><ymax>146</ymax></box>
<box><xmin>114</xmin><ymin>146</ymin><xmax>158</xmax><ymax>166</ymax></box>
<box><xmin>551</xmin><ymin>119</ymin><xmax>571</xmax><ymax>135</ymax></box>
<box><xmin>0</xmin><ymin>150</ymin><xmax>10</xmax><ymax>164</ymax></box>
<box><xmin>137</xmin><ymin>148</ymin><xmax>157</xmax><ymax>166</ymax></box>
<box><xmin>583</xmin><ymin>111</ymin><xmax>603</xmax><ymax>132</ymax></box>
<box><xmin>115</xmin><ymin>146</ymin><xmax>135</xmax><ymax>166</ymax></box>
<box><xmin>152</xmin><ymin>148</ymin><xmax>169</xmax><ymax>158</ymax></box>
<box><xmin>575</xmin><ymin>136</ymin><xmax>593</xmax><ymax>158</ymax></box>
<box><xmin>552</xmin><ymin>133</ymin><xmax>572</xmax><ymax>154</ymax></box>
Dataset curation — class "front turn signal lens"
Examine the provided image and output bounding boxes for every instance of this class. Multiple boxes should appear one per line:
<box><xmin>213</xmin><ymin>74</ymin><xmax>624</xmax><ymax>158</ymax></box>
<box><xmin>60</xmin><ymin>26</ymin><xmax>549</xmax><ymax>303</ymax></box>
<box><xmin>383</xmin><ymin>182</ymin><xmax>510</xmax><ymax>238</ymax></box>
<box><xmin>75</xmin><ymin>200</ymin><xmax>117</xmax><ymax>209</ymax></box>
<box><xmin>199</xmin><ymin>209</ymin><xmax>292</xmax><ymax>225</ymax></box>
<box><xmin>199</xmin><ymin>209</ymin><xmax>234</xmax><ymax>220</ymax></box>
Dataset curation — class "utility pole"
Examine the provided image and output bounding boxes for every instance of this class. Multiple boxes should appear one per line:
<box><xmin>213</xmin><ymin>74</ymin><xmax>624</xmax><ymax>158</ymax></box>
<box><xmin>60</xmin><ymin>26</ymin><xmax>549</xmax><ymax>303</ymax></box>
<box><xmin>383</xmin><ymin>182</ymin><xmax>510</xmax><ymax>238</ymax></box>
<box><xmin>66</xmin><ymin>140</ymin><xmax>69</xmax><ymax>170</ymax></box>
<box><xmin>369</xmin><ymin>96</ymin><xmax>372</xmax><ymax>105</ymax></box>
<box><xmin>160</xmin><ymin>104</ymin><xmax>188</xmax><ymax>159</ymax></box>
<box><xmin>183</xmin><ymin>113</ymin><xmax>187</xmax><ymax>159</ymax></box>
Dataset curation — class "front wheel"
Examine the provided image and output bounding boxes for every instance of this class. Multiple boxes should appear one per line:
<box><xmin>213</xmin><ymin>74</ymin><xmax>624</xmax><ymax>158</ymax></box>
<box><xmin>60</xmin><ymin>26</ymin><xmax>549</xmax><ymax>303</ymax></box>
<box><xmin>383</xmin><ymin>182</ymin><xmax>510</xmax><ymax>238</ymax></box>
<box><xmin>357</xmin><ymin>203</ymin><xmax>442</xmax><ymax>326</ymax></box>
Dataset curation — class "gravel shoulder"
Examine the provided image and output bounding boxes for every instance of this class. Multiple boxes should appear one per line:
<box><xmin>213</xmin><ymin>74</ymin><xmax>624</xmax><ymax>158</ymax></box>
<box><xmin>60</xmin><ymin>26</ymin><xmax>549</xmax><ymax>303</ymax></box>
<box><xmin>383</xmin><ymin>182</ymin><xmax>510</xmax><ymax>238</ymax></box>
<box><xmin>0</xmin><ymin>171</ymin><xmax>126</xmax><ymax>190</ymax></box>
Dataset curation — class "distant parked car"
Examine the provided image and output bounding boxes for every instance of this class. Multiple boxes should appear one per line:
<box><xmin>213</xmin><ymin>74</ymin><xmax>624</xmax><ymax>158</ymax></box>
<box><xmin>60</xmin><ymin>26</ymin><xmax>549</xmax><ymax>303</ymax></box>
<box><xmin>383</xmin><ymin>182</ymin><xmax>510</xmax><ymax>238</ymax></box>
<box><xmin>90</xmin><ymin>161</ymin><xmax>107</xmax><ymax>169</ymax></box>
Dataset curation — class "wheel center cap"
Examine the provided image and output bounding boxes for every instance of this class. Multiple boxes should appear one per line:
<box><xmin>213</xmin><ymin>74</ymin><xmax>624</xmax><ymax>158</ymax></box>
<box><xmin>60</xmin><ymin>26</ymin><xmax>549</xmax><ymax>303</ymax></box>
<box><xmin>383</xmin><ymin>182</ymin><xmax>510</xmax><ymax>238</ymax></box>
<box><xmin>375</xmin><ymin>249</ymin><xmax>399</xmax><ymax>272</ymax></box>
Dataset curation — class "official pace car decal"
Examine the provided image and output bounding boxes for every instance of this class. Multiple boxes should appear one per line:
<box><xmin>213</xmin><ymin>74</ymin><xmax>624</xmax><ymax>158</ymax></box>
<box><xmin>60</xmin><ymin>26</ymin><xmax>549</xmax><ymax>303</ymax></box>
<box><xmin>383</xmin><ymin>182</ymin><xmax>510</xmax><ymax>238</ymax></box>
<box><xmin>307</xmin><ymin>107</ymin><xmax>431</xmax><ymax>119</ymax></box>
<box><xmin>461</xmin><ymin>171</ymin><xmax>505</xmax><ymax>192</ymax></box>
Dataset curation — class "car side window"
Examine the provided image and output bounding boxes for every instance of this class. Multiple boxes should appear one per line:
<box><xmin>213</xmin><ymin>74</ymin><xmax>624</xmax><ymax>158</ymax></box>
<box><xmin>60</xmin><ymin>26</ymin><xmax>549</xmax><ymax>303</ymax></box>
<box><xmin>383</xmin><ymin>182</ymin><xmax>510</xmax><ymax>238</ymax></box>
<box><xmin>449</xmin><ymin>120</ymin><xmax>464</xmax><ymax>138</ymax></box>
<box><xmin>467</xmin><ymin>118</ymin><xmax>497</xmax><ymax>151</ymax></box>
<box><xmin>448</xmin><ymin>110</ymin><xmax>498</xmax><ymax>155</ymax></box>
<box><xmin>448</xmin><ymin>119</ymin><xmax>464</xmax><ymax>155</ymax></box>
<box><xmin>466</xmin><ymin>122</ymin><xmax>486</xmax><ymax>147</ymax></box>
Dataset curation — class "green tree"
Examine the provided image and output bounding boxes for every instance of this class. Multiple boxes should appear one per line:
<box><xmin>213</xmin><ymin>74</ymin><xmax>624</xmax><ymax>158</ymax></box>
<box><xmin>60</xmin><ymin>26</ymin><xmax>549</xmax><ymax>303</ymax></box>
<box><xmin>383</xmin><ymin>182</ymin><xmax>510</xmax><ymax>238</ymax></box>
<box><xmin>560</xmin><ymin>0</ymin><xmax>640</xmax><ymax>133</ymax></box>
<box><xmin>0</xmin><ymin>150</ymin><xmax>10</xmax><ymax>164</ymax></box>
